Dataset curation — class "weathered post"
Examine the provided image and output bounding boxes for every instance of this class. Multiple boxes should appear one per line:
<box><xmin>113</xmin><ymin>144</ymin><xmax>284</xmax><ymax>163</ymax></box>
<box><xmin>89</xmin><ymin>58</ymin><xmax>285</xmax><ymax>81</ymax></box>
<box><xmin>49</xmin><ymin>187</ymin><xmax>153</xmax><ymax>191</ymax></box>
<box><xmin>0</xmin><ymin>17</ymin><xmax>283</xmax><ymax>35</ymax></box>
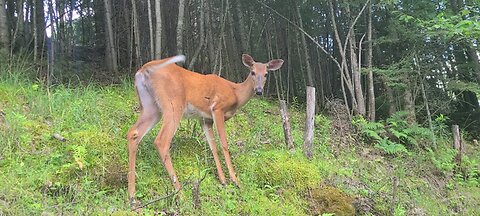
<box><xmin>279</xmin><ymin>100</ymin><xmax>294</xmax><ymax>150</ymax></box>
<box><xmin>303</xmin><ymin>86</ymin><xmax>315</xmax><ymax>159</ymax></box>
<box><xmin>452</xmin><ymin>125</ymin><xmax>463</xmax><ymax>166</ymax></box>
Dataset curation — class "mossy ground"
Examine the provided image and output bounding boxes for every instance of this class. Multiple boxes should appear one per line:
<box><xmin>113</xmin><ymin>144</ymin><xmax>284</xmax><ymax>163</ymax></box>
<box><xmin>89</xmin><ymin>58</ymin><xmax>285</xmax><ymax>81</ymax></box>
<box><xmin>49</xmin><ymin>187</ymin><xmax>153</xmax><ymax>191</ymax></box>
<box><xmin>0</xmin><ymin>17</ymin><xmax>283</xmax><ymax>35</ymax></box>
<box><xmin>0</xmin><ymin>72</ymin><xmax>479</xmax><ymax>215</ymax></box>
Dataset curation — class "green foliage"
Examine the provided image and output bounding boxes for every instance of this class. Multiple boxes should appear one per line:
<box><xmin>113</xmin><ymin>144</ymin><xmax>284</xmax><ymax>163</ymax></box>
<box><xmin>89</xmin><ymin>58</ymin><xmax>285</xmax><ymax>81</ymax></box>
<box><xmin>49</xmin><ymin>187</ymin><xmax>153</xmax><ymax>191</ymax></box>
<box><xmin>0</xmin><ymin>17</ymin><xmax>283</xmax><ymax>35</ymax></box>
<box><xmin>1</xmin><ymin>71</ymin><xmax>480</xmax><ymax>215</ymax></box>
<box><xmin>353</xmin><ymin>112</ymin><xmax>434</xmax><ymax>155</ymax></box>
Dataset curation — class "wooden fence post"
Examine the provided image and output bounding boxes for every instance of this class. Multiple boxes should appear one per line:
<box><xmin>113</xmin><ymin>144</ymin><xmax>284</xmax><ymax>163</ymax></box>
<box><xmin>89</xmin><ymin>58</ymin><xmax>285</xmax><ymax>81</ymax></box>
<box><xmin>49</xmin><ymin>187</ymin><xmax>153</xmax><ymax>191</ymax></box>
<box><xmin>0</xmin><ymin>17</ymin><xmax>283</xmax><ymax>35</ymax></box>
<box><xmin>279</xmin><ymin>100</ymin><xmax>294</xmax><ymax>150</ymax></box>
<box><xmin>452</xmin><ymin>125</ymin><xmax>463</xmax><ymax>166</ymax></box>
<box><xmin>303</xmin><ymin>86</ymin><xmax>315</xmax><ymax>159</ymax></box>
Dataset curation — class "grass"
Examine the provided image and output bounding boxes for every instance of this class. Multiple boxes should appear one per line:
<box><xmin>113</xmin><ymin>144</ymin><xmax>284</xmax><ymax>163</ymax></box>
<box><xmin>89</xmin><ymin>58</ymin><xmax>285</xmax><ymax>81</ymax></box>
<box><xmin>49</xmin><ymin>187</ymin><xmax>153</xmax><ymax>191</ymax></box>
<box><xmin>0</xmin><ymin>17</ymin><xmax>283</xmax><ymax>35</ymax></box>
<box><xmin>0</xmin><ymin>68</ymin><xmax>479</xmax><ymax>215</ymax></box>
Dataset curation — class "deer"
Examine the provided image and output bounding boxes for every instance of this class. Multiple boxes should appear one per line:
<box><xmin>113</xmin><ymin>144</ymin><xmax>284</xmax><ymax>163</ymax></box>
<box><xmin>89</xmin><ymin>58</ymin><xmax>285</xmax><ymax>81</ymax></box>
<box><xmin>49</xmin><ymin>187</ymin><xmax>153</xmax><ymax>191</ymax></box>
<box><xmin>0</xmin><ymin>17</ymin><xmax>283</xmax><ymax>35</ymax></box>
<box><xmin>126</xmin><ymin>54</ymin><xmax>284</xmax><ymax>205</ymax></box>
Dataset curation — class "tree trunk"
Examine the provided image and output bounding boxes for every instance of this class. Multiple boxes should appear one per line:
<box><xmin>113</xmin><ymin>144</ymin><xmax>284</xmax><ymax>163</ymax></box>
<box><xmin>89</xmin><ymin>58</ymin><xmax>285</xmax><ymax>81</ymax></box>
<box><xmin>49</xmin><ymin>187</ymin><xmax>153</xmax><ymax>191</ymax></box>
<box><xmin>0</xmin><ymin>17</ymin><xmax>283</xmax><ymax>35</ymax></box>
<box><xmin>131</xmin><ymin>0</ymin><xmax>141</xmax><ymax>68</ymax></box>
<box><xmin>188</xmin><ymin>0</ymin><xmax>205</xmax><ymax>70</ymax></box>
<box><xmin>0</xmin><ymin>0</ymin><xmax>8</xmax><ymax>54</ymax></box>
<box><xmin>234</xmin><ymin>0</ymin><xmax>248</xmax><ymax>53</ymax></box>
<box><xmin>34</xmin><ymin>0</ymin><xmax>46</xmax><ymax>62</ymax></box>
<box><xmin>328</xmin><ymin>0</ymin><xmax>357</xmax><ymax>113</ymax></box>
<box><xmin>147</xmin><ymin>0</ymin><xmax>154</xmax><ymax>59</ymax></box>
<box><xmin>176</xmin><ymin>0</ymin><xmax>186</xmax><ymax>56</ymax></box>
<box><xmin>294</xmin><ymin>0</ymin><xmax>314</xmax><ymax>87</ymax></box>
<box><xmin>366</xmin><ymin>1</ymin><xmax>375</xmax><ymax>121</ymax></box>
<box><xmin>345</xmin><ymin>1</ymin><xmax>366</xmax><ymax>116</ymax></box>
<box><xmin>154</xmin><ymin>0</ymin><xmax>162</xmax><ymax>59</ymax></box>
<box><xmin>104</xmin><ymin>0</ymin><xmax>118</xmax><ymax>73</ymax></box>
<box><xmin>404</xmin><ymin>88</ymin><xmax>416</xmax><ymax>123</ymax></box>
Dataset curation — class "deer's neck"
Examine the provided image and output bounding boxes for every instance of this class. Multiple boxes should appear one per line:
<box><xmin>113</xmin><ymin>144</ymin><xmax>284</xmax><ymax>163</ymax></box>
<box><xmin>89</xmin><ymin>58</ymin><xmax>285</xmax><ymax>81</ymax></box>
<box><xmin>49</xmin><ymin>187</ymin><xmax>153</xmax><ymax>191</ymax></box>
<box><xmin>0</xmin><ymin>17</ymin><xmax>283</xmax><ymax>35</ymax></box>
<box><xmin>235</xmin><ymin>74</ymin><xmax>255</xmax><ymax>108</ymax></box>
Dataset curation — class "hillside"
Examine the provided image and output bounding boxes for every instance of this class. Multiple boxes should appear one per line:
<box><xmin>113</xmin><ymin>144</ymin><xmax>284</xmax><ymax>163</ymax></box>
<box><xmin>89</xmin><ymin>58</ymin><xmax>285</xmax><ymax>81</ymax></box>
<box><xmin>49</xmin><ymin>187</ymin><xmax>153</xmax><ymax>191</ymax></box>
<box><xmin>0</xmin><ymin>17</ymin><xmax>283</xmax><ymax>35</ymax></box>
<box><xmin>0</xmin><ymin>73</ymin><xmax>479</xmax><ymax>215</ymax></box>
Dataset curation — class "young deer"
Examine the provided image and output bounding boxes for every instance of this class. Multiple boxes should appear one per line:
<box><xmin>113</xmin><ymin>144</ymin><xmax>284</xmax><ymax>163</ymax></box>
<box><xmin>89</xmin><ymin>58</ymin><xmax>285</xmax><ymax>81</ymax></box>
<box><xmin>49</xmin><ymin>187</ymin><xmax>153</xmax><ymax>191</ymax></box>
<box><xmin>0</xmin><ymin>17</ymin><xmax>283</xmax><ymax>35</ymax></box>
<box><xmin>127</xmin><ymin>54</ymin><xmax>284</xmax><ymax>204</ymax></box>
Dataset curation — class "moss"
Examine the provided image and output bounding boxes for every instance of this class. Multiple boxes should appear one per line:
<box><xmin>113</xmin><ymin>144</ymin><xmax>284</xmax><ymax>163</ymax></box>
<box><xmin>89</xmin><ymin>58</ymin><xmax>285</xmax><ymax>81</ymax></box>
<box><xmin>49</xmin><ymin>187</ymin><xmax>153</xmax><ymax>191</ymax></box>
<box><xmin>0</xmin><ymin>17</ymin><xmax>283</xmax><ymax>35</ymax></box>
<box><xmin>307</xmin><ymin>185</ymin><xmax>355</xmax><ymax>216</ymax></box>
<box><xmin>238</xmin><ymin>150</ymin><xmax>321</xmax><ymax>192</ymax></box>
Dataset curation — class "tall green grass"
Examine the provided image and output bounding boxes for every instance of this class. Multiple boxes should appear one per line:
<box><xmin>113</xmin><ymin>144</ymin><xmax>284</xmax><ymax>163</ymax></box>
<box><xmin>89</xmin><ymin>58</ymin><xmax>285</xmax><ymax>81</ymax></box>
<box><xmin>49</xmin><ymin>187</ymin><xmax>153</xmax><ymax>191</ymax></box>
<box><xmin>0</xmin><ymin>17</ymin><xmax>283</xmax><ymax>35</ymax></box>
<box><xmin>1</xmin><ymin>60</ymin><xmax>479</xmax><ymax>215</ymax></box>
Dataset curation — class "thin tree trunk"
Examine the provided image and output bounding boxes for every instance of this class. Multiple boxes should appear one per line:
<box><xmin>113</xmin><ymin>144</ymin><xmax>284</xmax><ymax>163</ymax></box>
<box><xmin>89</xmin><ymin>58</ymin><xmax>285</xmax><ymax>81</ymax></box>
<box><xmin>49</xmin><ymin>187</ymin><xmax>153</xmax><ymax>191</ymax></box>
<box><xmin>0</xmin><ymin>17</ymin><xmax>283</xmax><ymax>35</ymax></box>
<box><xmin>294</xmin><ymin>0</ymin><xmax>314</xmax><ymax>87</ymax></box>
<box><xmin>404</xmin><ymin>87</ymin><xmax>416</xmax><ymax>123</ymax></box>
<box><xmin>47</xmin><ymin>0</ymin><xmax>55</xmax><ymax>85</ymax></box>
<box><xmin>11</xmin><ymin>0</ymin><xmax>25</xmax><ymax>53</ymax></box>
<box><xmin>154</xmin><ymin>0</ymin><xmax>162</xmax><ymax>59</ymax></box>
<box><xmin>131</xmin><ymin>0</ymin><xmax>141</xmax><ymax>68</ymax></box>
<box><xmin>176</xmin><ymin>0</ymin><xmax>186</xmax><ymax>56</ymax></box>
<box><xmin>367</xmin><ymin>1</ymin><xmax>375</xmax><ymax>121</ymax></box>
<box><xmin>104</xmin><ymin>0</ymin><xmax>118</xmax><ymax>73</ymax></box>
<box><xmin>188</xmin><ymin>0</ymin><xmax>205</xmax><ymax>70</ymax></box>
<box><xmin>234</xmin><ymin>0</ymin><xmax>248</xmax><ymax>53</ymax></box>
<box><xmin>205</xmin><ymin>0</ymin><xmax>215</xmax><ymax>70</ymax></box>
<box><xmin>147</xmin><ymin>0</ymin><xmax>154</xmax><ymax>59</ymax></box>
<box><xmin>0</xmin><ymin>0</ymin><xmax>8</xmax><ymax>54</ymax></box>
<box><xmin>345</xmin><ymin>1</ymin><xmax>366</xmax><ymax>116</ymax></box>
<box><xmin>328</xmin><ymin>0</ymin><xmax>357</xmax><ymax>113</ymax></box>
<box><xmin>34</xmin><ymin>0</ymin><xmax>46</xmax><ymax>62</ymax></box>
<box><xmin>123</xmin><ymin>0</ymin><xmax>132</xmax><ymax>71</ymax></box>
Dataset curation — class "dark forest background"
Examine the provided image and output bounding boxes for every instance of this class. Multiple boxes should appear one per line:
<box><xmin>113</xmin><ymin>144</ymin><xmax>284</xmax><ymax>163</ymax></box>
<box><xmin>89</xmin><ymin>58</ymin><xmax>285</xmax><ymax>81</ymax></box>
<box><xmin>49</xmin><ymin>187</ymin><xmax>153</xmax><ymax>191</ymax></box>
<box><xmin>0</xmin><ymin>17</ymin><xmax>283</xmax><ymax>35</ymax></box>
<box><xmin>0</xmin><ymin>0</ymin><xmax>479</xmax><ymax>133</ymax></box>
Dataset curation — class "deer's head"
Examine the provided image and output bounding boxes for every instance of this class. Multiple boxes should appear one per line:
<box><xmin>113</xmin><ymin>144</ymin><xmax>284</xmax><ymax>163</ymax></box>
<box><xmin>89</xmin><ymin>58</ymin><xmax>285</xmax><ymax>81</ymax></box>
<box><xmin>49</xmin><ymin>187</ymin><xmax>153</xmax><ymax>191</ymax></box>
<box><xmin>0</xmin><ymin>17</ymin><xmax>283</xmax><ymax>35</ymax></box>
<box><xmin>242</xmin><ymin>54</ymin><xmax>284</xmax><ymax>95</ymax></box>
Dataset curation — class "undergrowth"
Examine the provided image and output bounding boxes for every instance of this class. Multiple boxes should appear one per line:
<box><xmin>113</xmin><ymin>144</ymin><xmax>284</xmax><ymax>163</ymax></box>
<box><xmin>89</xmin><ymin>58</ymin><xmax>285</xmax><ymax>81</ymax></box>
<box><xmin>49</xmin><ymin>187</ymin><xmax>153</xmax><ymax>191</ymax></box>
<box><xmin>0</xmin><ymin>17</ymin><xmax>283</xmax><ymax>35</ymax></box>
<box><xmin>0</xmin><ymin>68</ymin><xmax>479</xmax><ymax>215</ymax></box>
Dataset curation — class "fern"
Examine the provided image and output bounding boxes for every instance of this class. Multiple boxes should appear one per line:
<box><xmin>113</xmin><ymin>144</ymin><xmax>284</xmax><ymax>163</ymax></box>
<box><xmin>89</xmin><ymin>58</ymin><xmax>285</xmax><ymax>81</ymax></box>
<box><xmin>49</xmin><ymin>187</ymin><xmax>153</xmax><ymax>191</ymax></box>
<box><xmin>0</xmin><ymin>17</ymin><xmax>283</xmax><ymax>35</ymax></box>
<box><xmin>375</xmin><ymin>138</ymin><xmax>409</xmax><ymax>155</ymax></box>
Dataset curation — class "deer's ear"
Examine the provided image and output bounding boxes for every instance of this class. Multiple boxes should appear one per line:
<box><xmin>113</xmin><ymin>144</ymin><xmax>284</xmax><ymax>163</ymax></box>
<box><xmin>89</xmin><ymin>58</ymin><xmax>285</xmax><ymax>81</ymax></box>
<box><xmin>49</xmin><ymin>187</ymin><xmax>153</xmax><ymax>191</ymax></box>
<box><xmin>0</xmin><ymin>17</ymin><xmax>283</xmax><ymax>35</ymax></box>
<box><xmin>267</xmin><ymin>59</ymin><xmax>284</xmax><ymax>71</ymax></box>
<box><xmin>242</xmin><ymin>54</ymin><xmax>255</xmax><ymax>68</ymax></box>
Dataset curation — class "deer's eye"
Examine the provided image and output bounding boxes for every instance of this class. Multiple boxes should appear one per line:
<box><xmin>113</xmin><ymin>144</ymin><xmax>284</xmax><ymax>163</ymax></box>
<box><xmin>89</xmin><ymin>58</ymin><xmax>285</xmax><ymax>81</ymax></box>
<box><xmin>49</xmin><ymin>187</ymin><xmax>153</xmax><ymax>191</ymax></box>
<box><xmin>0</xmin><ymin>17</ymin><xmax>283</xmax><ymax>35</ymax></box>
<box><xmin>251</xmin><ymin>71</ymin><xmax>256</xmax><ymax>76</ymax></box>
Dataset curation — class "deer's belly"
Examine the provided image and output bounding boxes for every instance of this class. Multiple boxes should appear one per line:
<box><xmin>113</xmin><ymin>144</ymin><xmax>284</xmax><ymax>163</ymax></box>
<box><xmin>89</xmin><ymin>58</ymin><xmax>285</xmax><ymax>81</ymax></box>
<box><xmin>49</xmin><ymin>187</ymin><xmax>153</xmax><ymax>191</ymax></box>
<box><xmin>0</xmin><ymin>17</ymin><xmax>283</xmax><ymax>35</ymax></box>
<box><xmin>184</xmin><ymin>103</ymin><xmax>211</xmax><ymax>119</ymax></box>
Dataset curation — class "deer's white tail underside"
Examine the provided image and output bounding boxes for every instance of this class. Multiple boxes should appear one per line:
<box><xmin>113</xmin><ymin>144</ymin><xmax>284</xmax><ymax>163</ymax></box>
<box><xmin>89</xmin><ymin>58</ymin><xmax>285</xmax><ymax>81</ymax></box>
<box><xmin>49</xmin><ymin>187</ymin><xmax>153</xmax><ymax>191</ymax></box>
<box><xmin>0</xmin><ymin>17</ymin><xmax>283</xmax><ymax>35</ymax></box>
<box><xmin>146</xmin><ymin>55</ymin><xmax>186</xmax><ymax>74</ymax></box>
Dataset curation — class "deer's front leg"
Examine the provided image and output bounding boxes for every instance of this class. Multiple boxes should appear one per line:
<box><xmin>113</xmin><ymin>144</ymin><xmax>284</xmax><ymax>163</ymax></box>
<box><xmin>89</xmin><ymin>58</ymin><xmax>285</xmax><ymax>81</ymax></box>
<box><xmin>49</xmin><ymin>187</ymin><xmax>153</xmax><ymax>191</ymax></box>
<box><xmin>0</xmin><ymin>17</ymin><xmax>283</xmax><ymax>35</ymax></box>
<box><xmin>212</xmin><ymin>110</ymin><xmax>240</xmax><ymax>187</ymax></box>
<box><xmin>201</xmin><ymin>119</ymin><xmax>227</xmax><ymax>185</ymax></box>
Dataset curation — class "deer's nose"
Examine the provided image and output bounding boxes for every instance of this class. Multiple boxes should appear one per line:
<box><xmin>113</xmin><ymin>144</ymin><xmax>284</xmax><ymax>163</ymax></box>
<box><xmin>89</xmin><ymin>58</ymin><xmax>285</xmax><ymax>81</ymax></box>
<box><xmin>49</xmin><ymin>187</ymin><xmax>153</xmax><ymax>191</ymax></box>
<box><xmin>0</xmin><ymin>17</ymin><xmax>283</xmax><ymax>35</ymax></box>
<box><xmin>255</xmin><ymin>88</ymin><xmax>263</xmax><ymax>95</ymax></box>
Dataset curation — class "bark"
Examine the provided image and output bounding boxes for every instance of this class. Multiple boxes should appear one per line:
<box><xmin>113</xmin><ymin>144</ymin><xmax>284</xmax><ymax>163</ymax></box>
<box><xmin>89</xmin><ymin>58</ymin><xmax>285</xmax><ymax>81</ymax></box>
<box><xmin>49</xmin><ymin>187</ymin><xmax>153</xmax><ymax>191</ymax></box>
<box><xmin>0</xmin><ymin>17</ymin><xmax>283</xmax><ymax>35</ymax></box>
<box><xmin>294</xmin><ymin>0</ymin><xmax>314</xmax><ymax>87</ymax></box>
<box><xmin>176</xmin><ymin>0</ymin><xmax>186</xmax><ymax>55</ymax></box>
<box><xmin>154</xmin><ymin>0</ymin><xmax>162</xmax><ymax>59</ymax></box>
<box><xmin>205</xmin><ymin>0</ymin><xmax>215</xmax><ymax>69</ymax></box>
<box><xmin>345</xmin><ymin>1</ymin><xmax>366</xmax><ymax>116</ymax></box>
<box><xmin>34</xmin><ymin>0</ymin><xmax>46</xmax><ymax>61</ymax></box>
<box><xmin>0</xmin><ymin>0</ymin><xmax>8</xmax><ymax>54</ymax></box>
<box><xmin>147</xmin><ymin>0</ymin><xmax>154</xmax><ymax>59</ymax></box>
<box><xmin>404</xmin><ymin>88</ymin><xmax>416</xmax><ymax>124</ymax></box>
<box><xmin>234</xmin><ymin>0</ymin><xmax>248</xmax><ymax>53</ymax></box>
<box><xmin>104</xmin><ymin>0</ymin><xmax>118</xmax><ymax>73</ymax></box>
<box><xmin>123</xmin><ymin>0</ymin><xmax>132</xmax><ymax>70</ymax></box>
<box><xmin>452</xmin><ymin>125</ymin><xmax>463</xmax><ymax>166</ymax></box>
<box><xmin>328</xmin><ymin>0</ymin><xmax>357</xmax><ymax>113</ymax></box>
<box><xmin>131</xmin><ymin>0</ymin><xmax>141</xmax><ymax>67</ymax></box>
<box><xmin>280</xmin><ymin>100</ymin><xmax>294</xmax><ymax>150</ymax></box>
<box><xmin>303</xmin><ymin>86</ymin><xmax>316</xmax><ymax>160</ymax></box>
<box><xmin>188</xmin><ymin>0</ymin><xmax>205</xmax><ymax>70</ymax></box>
<box><xmin>366</xmin><ymin>1</ymin><xmax>375</xmax><ymax>121</ymax></box>
<box><xmin>418</xmin><ymin>70</ymin><xmax>436</xmax><ymax>148</ymax></box>
<box><xmin>386</xmin><ymin>82</ymin><xmax>396</xmax><ymax>116</ymax></box>
<box><xmin>12</xmin><ymin>0</ymin><xmax>25</xmax><ymax>51</ymax></box>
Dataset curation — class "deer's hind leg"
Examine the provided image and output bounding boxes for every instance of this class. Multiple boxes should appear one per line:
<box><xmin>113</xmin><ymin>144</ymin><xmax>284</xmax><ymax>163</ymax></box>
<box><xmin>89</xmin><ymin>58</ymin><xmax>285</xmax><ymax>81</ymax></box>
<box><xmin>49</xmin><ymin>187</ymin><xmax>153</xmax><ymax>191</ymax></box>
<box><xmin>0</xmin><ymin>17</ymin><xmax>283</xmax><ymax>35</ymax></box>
<box><xmin>127</xmin><ymin>75</ymin><xmax>161</xmax><ymax>203</ymax></box>
<box><xmin>152</xmin><ymin>89</ymin><xmax>185</xmax><ymax>191</ymax></box>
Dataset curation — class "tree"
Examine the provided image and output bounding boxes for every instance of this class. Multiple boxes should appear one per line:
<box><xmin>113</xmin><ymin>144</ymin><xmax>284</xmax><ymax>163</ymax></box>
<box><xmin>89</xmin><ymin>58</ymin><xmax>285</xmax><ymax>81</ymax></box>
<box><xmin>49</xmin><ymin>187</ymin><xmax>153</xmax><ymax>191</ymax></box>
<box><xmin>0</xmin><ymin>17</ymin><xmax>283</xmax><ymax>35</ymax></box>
<box><xmin>154</xmin><ymin>0</ymin><xmax>162</xmax><ymax>59</ymax></box>
<box><xmin>104</xmin><ymin>0</ymin><xmax>118</xmax><ymax>73</ymax></box>
<box><xmin>176</xmin><ymin>0</ymin><xmax>185</xmax><ymax>56</ymax></box>
<box><xmin>0</xmin><ymin>0</ymin><xmax>8</xmax><ymax>54</ymax></box>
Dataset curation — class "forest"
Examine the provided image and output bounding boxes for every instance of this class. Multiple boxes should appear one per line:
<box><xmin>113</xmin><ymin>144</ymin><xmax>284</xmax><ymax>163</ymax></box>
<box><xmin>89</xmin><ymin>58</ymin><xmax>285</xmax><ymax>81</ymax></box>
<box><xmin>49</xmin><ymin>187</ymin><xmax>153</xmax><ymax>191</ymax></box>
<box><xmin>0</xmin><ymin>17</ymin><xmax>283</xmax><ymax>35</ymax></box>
<box><xmin>0</xmin><ymin>0</ymin><xmax>479</xmax><ymax>215</ymax></box>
